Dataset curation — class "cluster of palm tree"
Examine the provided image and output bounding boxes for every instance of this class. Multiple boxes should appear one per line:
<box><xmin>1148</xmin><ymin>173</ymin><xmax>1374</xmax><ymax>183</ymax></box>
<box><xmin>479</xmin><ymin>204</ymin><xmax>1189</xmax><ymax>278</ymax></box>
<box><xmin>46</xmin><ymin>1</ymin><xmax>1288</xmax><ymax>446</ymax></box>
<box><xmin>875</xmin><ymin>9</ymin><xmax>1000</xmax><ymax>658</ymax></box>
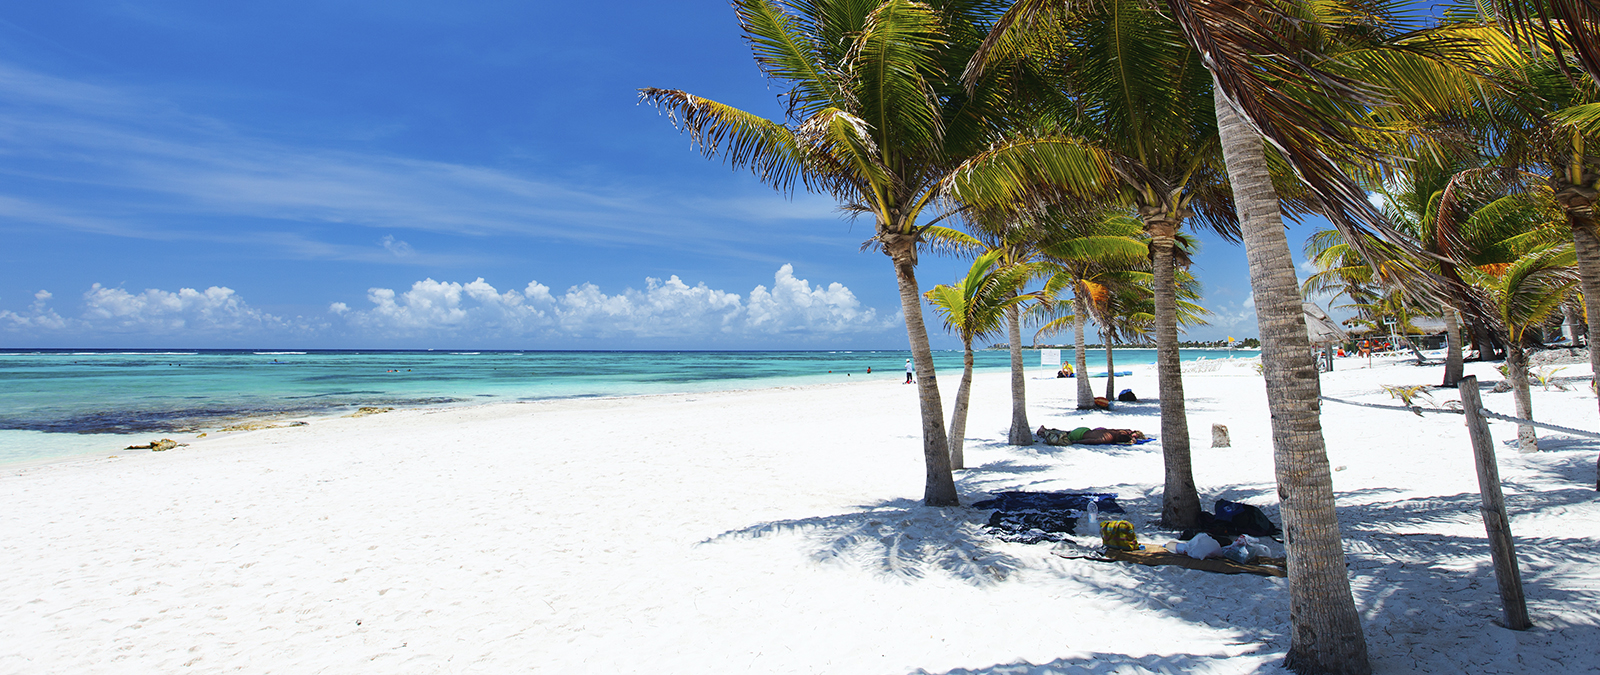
<box><xmin>642</xmin><ymin>0</ymin><xmax>1600</xmax><ymax>672</ymax></box>
<box><xmin>1305</xmin><ymin>155</ymin><xmax>1579</xmax><ymax>454</ymax></box>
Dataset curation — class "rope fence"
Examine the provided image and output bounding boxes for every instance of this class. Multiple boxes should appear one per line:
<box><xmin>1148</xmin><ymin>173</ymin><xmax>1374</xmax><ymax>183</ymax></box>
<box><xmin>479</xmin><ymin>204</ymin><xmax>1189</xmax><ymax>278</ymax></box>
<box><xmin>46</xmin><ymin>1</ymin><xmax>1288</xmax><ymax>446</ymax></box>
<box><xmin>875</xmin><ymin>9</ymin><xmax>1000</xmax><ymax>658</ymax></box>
<box><xmin>1319</xmin><ymin>395</ymin><xmax>1600</xmax><ymax>440</ymax></box>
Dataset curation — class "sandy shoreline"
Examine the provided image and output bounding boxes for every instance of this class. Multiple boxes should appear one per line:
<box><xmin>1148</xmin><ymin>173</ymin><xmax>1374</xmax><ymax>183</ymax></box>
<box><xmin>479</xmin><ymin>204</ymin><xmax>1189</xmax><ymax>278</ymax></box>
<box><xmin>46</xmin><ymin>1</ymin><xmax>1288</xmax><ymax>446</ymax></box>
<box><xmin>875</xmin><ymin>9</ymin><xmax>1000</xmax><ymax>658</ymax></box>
<box><xmin>2</xmin><ymin>355</ymin><xmax>1596</xmax><ymax>673</ymax></box>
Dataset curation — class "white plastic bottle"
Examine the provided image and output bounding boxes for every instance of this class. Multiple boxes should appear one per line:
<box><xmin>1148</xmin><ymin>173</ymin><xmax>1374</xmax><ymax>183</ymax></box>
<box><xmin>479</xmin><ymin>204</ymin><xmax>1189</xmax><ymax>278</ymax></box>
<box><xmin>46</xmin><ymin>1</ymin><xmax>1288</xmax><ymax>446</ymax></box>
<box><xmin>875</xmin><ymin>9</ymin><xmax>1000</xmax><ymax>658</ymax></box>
<box><xmin>1086</xmin><ymin>498</ymin><xmax>1100</xmax><ymax>527</ymax></box>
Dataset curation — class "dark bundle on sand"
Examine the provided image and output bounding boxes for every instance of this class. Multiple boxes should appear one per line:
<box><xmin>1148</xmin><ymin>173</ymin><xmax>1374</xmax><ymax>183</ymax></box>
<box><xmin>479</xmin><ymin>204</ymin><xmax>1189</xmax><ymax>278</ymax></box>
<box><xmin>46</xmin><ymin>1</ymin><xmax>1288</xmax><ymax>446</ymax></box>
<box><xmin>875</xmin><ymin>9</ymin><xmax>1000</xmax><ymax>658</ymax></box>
<box><xmin>1180</xmin><ymin>498</ymin><xmax>1281</xmax><ymax>542</ymax></box>
<box><xmin>975</xmin><ymin>492</ymin><xmax>1124</xmax><ymax>544</ymax></box>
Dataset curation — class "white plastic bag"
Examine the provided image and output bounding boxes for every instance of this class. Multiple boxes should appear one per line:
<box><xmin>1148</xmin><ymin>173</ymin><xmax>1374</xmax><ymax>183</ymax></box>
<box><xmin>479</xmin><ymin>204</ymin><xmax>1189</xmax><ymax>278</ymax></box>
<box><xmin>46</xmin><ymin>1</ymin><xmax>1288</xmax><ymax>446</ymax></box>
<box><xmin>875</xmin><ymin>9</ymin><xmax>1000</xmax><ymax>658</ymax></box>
<box><xmin>1220</xmin><ymin>539</ymin><xmax>1254</xmax><ymax>564</ymax></box>
<box><xmin>1185</xmin><ymin>533</ymin><xmax>1222</xmax><ymax>560</ymax></box>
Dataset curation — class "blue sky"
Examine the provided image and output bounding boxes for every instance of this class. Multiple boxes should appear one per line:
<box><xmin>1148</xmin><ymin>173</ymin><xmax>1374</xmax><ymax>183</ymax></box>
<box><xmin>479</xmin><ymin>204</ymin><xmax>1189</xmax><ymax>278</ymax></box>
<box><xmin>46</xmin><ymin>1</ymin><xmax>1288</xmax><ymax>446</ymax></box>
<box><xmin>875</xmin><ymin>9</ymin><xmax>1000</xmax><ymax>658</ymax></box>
<box><xmin>0</xmin><ymin>2</ymin><xmax>1327</xmax><ymax>349</ymax></box>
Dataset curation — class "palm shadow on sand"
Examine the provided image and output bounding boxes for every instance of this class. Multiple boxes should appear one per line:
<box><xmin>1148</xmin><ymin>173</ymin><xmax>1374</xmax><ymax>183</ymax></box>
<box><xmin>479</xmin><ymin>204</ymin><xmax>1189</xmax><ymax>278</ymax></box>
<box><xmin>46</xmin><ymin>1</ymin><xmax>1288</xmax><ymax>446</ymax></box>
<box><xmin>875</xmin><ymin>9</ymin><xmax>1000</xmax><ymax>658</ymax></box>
<box><xmin>703</xmin><ymin>437</ymin><xmax>1597</xmax><ymax>673</ymax></box>
<box><xmin>914</xmin><ymin>651</ymin><xmax>1290</xmax><ymax>675</ymax></box>
<box><xmin>700</xmin><ymin>497</ymin><xmax>1027</xmax><ymax>586</ymax></box>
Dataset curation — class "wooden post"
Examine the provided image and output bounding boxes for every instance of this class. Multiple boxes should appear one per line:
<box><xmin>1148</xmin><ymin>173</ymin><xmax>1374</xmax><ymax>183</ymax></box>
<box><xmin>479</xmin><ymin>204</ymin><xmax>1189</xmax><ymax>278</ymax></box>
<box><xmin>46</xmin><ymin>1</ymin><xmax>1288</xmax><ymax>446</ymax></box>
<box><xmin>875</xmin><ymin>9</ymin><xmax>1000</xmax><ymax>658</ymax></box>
<box><xmin>1458</xmin><ymin>375</ymin><xmax>1533</xmax><ymax>630</ymax></box>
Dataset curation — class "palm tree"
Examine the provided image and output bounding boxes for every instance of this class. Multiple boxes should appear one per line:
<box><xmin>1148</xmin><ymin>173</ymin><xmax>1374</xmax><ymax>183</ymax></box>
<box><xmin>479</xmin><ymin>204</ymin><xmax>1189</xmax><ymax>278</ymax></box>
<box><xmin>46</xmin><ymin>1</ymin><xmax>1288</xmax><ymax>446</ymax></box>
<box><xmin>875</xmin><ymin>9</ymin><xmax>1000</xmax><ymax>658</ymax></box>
<box><xmin>925</xmin><ymin>251</ymin><xmax>1040</xmax><ymax>468</ymax></box>
<box><xmin>964</xmin><ymin>0</ymin><xmax>1244</xmax><ymax>527</ymax></box>
<box><xmin>924</xmin><ymin>217</ymin><xmax>1063</xmax><ymax>444</ymax></box>
<box><xmin>1472</xmin><ymin>245</ymin><xmax>1582</xmax><ymax>450</ymax></box>
<box><xmin>978</xmin><ymin>0</ymin><xmax>1492</xmax><ymax>670</ymax></box>
<box><xmin>1307</xmin><ymin>159</ymin><xmax>1571</xmax><ymax>384</ymax></box>
<box><xmin>1481</xmin><ymin>40</ymin><xmax>1600</xmax><ymax>420</ymax></box>
<box><xmin>1466</xmin><ymin>243</ymin><xmax>1581</xmax><ymax>452</ymax></box>
<box><xmin>1469</xmin><ymin>0</ymin><xmax>1600</xmax><ymax>490</ymax></box>
<box><xmin>641</xmin><ymin>0</ymin><xmax>1110</xmax><ymax>506</ymax></box>
<box><xmin>986</xmin><ymin>212</ymin><xmax>1150</xmax><ymax>409</ymax></box>
<box><xmin>1032</xmin><ymin>232</ymin><xmax>1210</xmax><ymax>404</ymax></box>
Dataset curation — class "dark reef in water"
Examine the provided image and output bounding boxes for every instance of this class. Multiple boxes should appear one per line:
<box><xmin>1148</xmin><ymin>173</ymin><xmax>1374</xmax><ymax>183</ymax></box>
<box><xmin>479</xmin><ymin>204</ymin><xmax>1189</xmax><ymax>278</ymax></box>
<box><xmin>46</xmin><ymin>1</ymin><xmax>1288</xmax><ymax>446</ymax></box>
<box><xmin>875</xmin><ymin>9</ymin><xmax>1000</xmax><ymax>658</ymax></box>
<box><xmin>0</xmin><ymin>396</ymin><xmax>464</xmax><ymax>434</ymax></box>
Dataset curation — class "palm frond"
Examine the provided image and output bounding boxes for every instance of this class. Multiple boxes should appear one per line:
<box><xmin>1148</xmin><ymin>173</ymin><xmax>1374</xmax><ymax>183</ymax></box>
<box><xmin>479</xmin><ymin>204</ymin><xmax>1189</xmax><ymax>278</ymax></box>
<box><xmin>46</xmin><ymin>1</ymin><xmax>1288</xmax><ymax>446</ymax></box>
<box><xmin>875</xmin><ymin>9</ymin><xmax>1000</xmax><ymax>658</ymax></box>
<box><xmin>638</xmin><ymin>88</ymin><xmax>809</xmax><ymax>196</ymax></box>
<box><xmin>941</xmin><ymin>136</ymin><xmax>1114</xmax><ymax>209</ymax></box>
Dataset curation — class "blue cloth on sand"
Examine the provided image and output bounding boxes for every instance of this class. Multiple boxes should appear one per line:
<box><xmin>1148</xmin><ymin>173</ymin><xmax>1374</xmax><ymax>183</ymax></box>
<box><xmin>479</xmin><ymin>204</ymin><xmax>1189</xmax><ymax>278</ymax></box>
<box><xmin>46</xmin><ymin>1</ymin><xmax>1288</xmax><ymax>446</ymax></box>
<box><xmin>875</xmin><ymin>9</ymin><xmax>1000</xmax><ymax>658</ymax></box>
<box><xmin>972</xmin><ymin>491</ymin><xmax>1124</xmax><ymax>513</ymax></box>
<box><xmin>974</xmin><ymin>492</ymin><xmax>1125</xmax><ymax>544</ymax></box>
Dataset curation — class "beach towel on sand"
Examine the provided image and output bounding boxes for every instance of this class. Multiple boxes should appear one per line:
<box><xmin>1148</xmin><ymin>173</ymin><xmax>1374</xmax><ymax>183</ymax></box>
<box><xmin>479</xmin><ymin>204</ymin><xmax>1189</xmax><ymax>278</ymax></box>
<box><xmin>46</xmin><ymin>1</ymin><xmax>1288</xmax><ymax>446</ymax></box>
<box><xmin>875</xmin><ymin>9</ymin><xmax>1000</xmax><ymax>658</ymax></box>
<box><xmin>1056</xmin><ymin>545</ymin><xmax>1287</xmax><ymax>578</ymax></box>
<box><xmin>973</xmin><ymin>492</ymin><xmax>1124</xmax><ymax>513</ymax></box>
<box><xmin>974</xmin><ymin>492</ymin><xmax>1124</xmax><ymax>544</ymax></box>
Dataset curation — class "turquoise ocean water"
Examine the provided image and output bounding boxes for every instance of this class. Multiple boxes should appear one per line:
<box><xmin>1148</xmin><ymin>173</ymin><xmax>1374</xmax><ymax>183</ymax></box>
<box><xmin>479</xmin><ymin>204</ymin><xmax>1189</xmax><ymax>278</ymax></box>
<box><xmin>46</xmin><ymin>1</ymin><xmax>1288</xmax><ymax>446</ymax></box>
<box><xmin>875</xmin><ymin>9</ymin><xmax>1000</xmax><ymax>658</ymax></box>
<box><xmin>0</xmin><ymin>348</ymin><xmax>1257</xmax><ymax>465</ymax></box>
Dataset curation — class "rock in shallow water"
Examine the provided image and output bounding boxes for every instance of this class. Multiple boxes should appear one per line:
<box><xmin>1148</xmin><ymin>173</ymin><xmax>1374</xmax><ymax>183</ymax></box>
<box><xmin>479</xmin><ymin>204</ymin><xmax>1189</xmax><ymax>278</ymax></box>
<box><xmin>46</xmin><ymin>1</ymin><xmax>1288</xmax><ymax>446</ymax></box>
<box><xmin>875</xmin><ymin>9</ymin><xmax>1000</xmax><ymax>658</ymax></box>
<box><xmin>125</xmin><ymin>438</ymin><xmax>184</xmax><ymax>451</ymax></box>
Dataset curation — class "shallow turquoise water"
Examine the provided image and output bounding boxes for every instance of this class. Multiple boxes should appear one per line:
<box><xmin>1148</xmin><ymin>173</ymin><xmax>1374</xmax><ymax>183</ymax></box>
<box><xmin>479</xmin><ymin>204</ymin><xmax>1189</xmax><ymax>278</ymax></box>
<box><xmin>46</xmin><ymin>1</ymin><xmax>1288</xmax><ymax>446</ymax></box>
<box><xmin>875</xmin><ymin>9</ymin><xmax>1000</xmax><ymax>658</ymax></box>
<box><xmin>0</xmin><ymin>348</ymin><xmax>1256</xmax><ymax>464</ymax></box>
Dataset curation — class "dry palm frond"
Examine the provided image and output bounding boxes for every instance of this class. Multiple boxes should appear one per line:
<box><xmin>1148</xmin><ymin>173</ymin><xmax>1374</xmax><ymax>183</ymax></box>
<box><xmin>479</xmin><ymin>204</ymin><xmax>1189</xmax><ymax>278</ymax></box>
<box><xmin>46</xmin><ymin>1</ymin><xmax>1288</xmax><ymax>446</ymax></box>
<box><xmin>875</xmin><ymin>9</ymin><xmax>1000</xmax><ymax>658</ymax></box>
<box><xmin>1532</xmin><ymin>365</ymin><xmax>1570</xmax><ymax>391</ymax></box>
<box><xmin>1381</xmin><ymin>383</ymin><xmax>1435</xmax><ymax>413</ymax></box>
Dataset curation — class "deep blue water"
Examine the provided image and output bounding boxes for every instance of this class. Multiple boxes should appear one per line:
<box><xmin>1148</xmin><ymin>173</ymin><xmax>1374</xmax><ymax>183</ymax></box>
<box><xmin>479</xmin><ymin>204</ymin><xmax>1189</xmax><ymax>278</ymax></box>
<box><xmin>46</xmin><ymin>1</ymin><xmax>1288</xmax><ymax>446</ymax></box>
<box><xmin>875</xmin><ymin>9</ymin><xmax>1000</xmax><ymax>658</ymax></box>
<box><xmin>0</xmin><ymin>347</ymin><xmax>1256</xmax><ymax>464</ymax></box>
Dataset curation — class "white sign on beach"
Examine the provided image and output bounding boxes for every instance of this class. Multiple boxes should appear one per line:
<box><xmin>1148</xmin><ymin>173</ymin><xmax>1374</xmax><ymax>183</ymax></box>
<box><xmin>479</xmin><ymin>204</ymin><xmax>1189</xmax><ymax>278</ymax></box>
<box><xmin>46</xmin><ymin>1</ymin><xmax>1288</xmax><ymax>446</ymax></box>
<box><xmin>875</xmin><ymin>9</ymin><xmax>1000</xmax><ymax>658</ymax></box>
<box><xmin>1041</xmin><ymin>349</ymin><xmax>1061</xmax><ymax>366</ymax></box>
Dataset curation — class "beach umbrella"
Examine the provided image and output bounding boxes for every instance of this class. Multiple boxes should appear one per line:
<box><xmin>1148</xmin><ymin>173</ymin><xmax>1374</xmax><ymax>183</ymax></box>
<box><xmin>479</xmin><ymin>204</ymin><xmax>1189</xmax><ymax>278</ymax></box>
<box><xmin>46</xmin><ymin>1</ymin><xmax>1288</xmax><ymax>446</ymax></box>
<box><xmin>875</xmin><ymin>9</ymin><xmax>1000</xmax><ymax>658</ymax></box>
<box><xmin>1302</xmin><ymin>302</ymin><xmax>1348</xmax><ymax>347</ymax></box>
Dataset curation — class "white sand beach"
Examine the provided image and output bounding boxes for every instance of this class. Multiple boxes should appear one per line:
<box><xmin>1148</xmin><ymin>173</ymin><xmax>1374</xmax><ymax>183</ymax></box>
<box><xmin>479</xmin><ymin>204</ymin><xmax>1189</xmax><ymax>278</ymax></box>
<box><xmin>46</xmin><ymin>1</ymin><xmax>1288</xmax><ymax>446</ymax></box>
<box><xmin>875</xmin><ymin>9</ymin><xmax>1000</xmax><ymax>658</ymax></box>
<box><xmin>2</xmin><ymin>355</ymin><xmax>1597</xmax><ymax>674</ymax></box>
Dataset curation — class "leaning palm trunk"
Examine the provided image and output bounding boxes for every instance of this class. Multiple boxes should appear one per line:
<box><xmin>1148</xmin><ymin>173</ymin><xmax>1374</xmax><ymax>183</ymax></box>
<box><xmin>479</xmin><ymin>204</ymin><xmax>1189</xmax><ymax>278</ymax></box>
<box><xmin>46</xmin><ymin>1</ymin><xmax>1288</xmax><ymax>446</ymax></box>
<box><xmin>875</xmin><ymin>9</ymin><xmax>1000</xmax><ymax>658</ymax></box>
<box><xmin>887</xmin><ymin>237</ymin><xmax>959</xmax><ymax>506</ymax></box>
<box><xmin>1074</xmin><ymin>293</ymin><xmax>1094</xmax><ymax>408</ymax></box>
<box><xmin>1443</xmin><ymin>306</ymin><xmax>1464</xmax><ymax>387</ymax></box>
<box><xmin>1006</xmin><ymin>304</ymin><xmax>1033</xmax><ymax>444</ymax></box>
<box><xmin>949</xmin><ymin>342</ymin><xmax>976</xmax><ymax>470</ymax></box>
<box><xmin>1148</xmin><ymin>228</ymin><xmax>1199</xmax><ymax>527</ymax></box>
<box><xmin>1214</xmin><ymin>85</ymin><xmax>1370</xmax><ymax>675</ymax></box>
<box><xmin>1506</xmin><ymin>344</ymin><xmax>1539</xmax><ymax>453</ymax></box>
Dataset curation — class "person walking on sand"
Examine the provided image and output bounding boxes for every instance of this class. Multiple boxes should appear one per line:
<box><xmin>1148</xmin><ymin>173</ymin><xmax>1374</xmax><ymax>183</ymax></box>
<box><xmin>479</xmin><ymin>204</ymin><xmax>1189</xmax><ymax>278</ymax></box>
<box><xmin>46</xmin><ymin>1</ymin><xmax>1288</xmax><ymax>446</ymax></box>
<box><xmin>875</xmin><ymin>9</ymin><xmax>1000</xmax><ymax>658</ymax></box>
<box><xmin>904</xmin><ymin>358</ymin><xmax>914</xmax><ymax>384</ymax></box>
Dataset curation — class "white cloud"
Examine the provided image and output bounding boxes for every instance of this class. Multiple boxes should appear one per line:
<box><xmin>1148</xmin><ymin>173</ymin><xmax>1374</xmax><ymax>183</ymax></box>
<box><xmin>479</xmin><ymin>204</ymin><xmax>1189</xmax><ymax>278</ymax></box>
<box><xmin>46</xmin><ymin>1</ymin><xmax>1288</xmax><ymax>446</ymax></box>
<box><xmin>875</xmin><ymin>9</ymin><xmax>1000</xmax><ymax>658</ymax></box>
<box><xmin>336</xmin><ymin>265</ymin><xmax>893</xmax><ymax>342</ymax></box>
<box><xmin>746</xmin><ymin>265</ymin><xmax>876</xmax><ymax>333</ymax></box>
<box><xmin>380</xmin><ymin>235</ymin><xmax>415</xmax><ymax>257</ymax></box>
<box><xmin>0</xmin><ymin>288</ymin><xmax>67</xmax><ymax>331</ymax></box>
<box><xmin>1</xmin><ymin>268</ymin><xmax>895</xmax><ymax>346</ymax></box>
<box><xmin>1201</xmin><ymin>298</ymin><xmax>1259</xmax><ymax>336</ymax></box>
<box><xmin>3</xmin><ymin>283</ymin><xmax>295</xmax><ymax>336</ymax></box>
<box><xmin>79</xmin><ymin>284</ymin><xmax>284</xmax><ymax>334</ymax></box>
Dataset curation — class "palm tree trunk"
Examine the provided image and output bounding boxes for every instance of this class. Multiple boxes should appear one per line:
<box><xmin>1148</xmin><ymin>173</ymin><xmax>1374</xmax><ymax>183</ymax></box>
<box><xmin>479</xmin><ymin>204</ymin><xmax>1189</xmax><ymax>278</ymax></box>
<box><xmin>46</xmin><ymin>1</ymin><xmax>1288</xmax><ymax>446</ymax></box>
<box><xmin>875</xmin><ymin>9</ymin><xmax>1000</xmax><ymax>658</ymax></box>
<box><xmin>1214</xmin><ymin>84</ymin><xmax>1370</xmax><ymax>675</ymax></box>
<box><xmin>949</xmin><ymin>343</ymin><xmax>975</xmax><ymax>470</ymax></box>
<box><xmin>1104</xmin><ymin>327</ymin><xmax>1117</xmax><ymax>401</ymax></box>
<box><xmin>1571</xmin><ymin>223</ymin><xmax>1600</xmax><ymax>409</ymax></box>
<box><xmin>1562</xmin><ymin>216</ymin><xmax>1600</xmax><ymax>489</ymax></box>
<box><xmin>885</xmin><ymin>235</ymin><xmax>959</xmax><ymax>506</ymax></box>
<box><xmin>1443</xmin><ymin>306</ymin><xmax>1464</xmax><ymax>387</ymax></box>
<box><xmin>1562</xmin><ymin>301</ymin><xmax>1583</xmax><ymax>345</ymax></box>
<box><xmin>1506</xmin><ymin>343</ymin><xmax>1539</xmax><ymax>453</ymax></box>
<box><xmin>1074</xmin><ymin>292</ymin><xmax>1094</xmax><ymax>408</ymax></box>
<box><xmin>1148</xmin><ymin>227</ymin><xmax>1199</xmax><ymax>528</ymax></box>
<box><xmin>1006</xmin><ymin>304</ymin><xmax>1033</xmax><ymax>444</ymax></box>
<box><xmin>1470</xmin><ymin>319</ymin><xmax>1492</xmax><ymax>361</ymax></box>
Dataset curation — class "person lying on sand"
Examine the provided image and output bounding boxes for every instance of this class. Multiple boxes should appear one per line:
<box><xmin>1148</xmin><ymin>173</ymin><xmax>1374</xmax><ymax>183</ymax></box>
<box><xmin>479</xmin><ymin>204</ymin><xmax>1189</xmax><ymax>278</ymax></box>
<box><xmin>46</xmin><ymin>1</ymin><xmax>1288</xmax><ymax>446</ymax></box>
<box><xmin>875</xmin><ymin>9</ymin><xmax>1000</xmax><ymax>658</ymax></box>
<box><xmin>1035</xmin><ymin>426</ymin><xmax>1146</xmax><ymax>446</ymax></box>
